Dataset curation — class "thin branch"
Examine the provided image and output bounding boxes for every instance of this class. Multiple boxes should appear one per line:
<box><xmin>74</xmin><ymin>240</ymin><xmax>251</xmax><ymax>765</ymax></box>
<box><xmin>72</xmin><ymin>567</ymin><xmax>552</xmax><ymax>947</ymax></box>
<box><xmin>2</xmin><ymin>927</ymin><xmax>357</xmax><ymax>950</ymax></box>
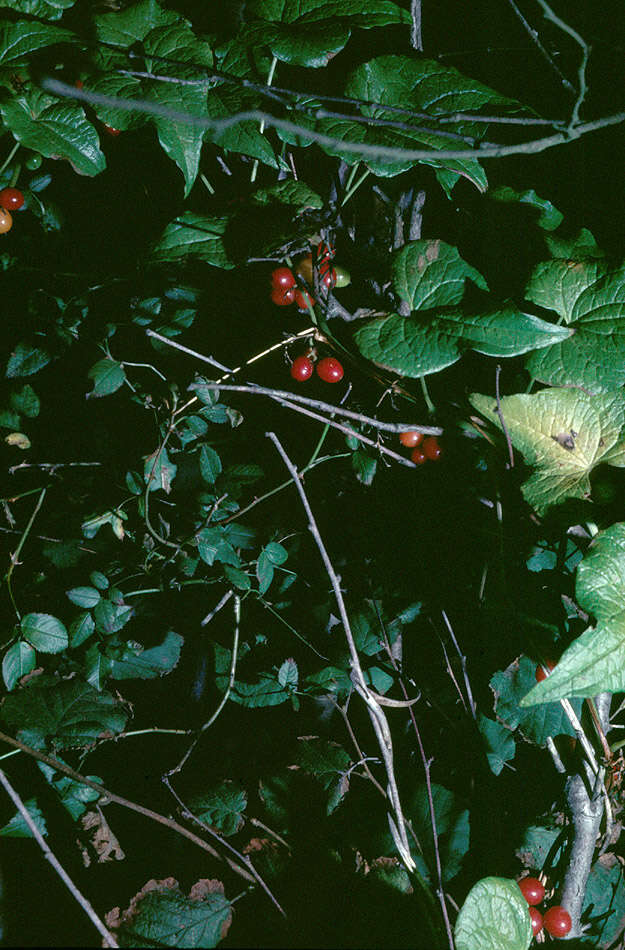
<box><xmin>5</xmin><ymin>486</ymin><xmax>47</xmax><ymax>620</ymax></box>
<box><xmin>189</xmin><ymin>382</ymin><xmax>442</xmax><ymax>436</ymax></box>
<box><xmin>0</xmin><ymin>768</ymin><xmax>119</xmax><ymax>948</ymax></box>
<box><xmin>267</xmin><ymin>431</ymin><xmax>416</xmax><ymax>873</ymax></box>
<box><xmin>534</xmin><ymin>0</ymin><xmax>590</xmax><ymax>127</ymax></box>
<box><xmin>410</xmin><ymin>0</ymin><xmax>423</xmax><ymax>52</ymax></box>
<box><xmin>441</xmin><ymin>611</ymin><xmax>477</xmax><ymax>720</ymax></box>
<box><xmin>0</xmin><ymin>730</ymin><xmax>278</xmax><ymax>894</ymax></box>
<box><xmin>504</xmin><ymin>0</ymin><xmax>575</xmax><ymax>93</ymax></box>
<box><xmin>43</xmin><ymin>79</ymin><xmax>625</xmax><ymax>164</ymax></box>
<box><xmin>201</xmin><ymin>589</ymin><xmax>234</xmax><ymax>627</ymax></box>
<box><xmin>8</xmin><ymin>461</ymin><xmax>102</xmax><ymax>475</ymax></box>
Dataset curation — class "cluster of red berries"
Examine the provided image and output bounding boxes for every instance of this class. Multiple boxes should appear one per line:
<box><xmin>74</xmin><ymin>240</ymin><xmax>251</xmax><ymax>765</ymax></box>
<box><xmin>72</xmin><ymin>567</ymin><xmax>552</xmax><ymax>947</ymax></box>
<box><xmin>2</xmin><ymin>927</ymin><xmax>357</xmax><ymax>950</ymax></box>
<box><xmin>270</xmin><ymin>242</ymin><xmax>338</xmax><ymax>311</ymax></box>
<box><xmin>290</xmin><ymin>354</ymin><xmax>344</xmax><ymax>383</ymax></box>
<box><xmin>518</xmin><ymin>876</ymin><xmax>571</xmax><ymax>939</ymax></box>
<box><xmin>0</xmin><ymin>187</ymin><xmax>25</xmax><ymax>235</ymax></box>
<box><xmin>398</xmin><ymin>430</ymin><xmax>442</xmax><ymax>466</ymax></box>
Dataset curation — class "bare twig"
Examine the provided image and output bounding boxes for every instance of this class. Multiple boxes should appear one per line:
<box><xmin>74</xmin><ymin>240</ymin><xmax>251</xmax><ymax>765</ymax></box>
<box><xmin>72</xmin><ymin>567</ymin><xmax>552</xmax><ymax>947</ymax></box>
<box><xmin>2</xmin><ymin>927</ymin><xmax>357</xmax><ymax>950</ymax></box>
<box><xmin>441</xmin><ymin>611</ymin><xmax>477</xmax><ymax>720</ymax></box>
<box><xmin>8</xmin><ymin>461</ymin><xmax>102</xmax><ymax>475</ymax></box>
<box><xmin>410</xmin><ymin>0</ymin><xmax>423</xmax><ymax>52</ymax></box>
<box><xmin>504</xmin><ymin>0</ymin><xmax>575</xmax><ymax>93</ymax></box>
<box><xmin>5</xmin><ymin>486</ymin><xmax>47</xmax><ymax>620</ymax></box>
<box><xmin>0</xmin><ymin>768</ymin><xmax>119</xmax><ymax>948</ymax></box>
<box><xmin>43</xmin><ymin>79</ymin><xmax>625</xmax><ymax>164</ymax></box>
<box><xmin>494</xmin><ymin>365</ymin><xmax>514</xmax><ymax>468</ymax></box>
<box><xmin>201</xmin><ymin>589</ymin><xmax>234</xmax><ymax>627</ymax></box>
<box><xmin>267</xmin><ymin>431</ymin><xmax>416</xmax><ymax>873</ymax></box>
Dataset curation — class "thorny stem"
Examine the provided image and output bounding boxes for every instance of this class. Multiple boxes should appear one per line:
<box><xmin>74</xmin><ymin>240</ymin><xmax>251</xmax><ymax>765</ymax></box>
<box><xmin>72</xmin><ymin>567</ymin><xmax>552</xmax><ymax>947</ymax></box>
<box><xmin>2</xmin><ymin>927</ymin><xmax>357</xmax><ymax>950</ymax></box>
<box><xmin>0</xmin><ymin>769</ymin><xmax>119</xmax><ymax>948</ymax></box>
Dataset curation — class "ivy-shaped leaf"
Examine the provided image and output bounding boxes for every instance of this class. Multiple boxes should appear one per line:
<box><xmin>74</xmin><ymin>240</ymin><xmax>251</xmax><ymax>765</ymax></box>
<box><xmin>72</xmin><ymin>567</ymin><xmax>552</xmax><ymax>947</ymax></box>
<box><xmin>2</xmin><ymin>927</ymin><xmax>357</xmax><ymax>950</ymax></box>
<box><xmin>470</xmin><ymin>388</ymin><xmax>625</xmax><ymax>515</ymax></box>
<box><xmin>392</xmin><ymin>239</ymin><xmax>488</xmax><ymax>309</ymax></box>
<box><xmin>525</xmin><ymin>261</ymin><xmax>625</xmax><ymax>392</ymax></box>
<box><xmin>522</xmin><ymin>523</ymin><xmax>625</xmax><ymax>704</ymax></box>
<box><xmin>355</xmin><ymin>306</ymin><xmax>571</xmax><ymax>378</ymax></box>
<box><xmin>455</xmin><ymin>877</ymin><xmax>532</xmax><ymax>950</ymax></box>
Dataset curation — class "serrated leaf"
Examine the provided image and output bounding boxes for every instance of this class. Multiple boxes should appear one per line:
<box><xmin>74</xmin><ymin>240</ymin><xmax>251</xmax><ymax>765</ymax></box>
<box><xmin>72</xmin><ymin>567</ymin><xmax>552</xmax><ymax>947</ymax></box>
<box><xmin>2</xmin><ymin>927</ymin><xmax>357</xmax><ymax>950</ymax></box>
<box><xmin>277</xmin><ymin>657</ymin><xmax>297</xmax><ymax>689</ymax></box>
<box><xmin>87</xmin><ymin>359</ymin><xmax>126</xmax><ymax>397</ymax></box>
<box><xmin>297</xmin><ymin>737</ymin><xmax>351</xmax><ymax>814</ymax></box>
<box><xmin>308</xmin><ymin>55</ymin><xmax>522</xmax><ymax>186</ymax></box>
<box><xmin>245</xmin><ymin>0</ymin><xmax>409</xmax><ymax>69</ymax></box>
<box><xmin>144</xmin><ymin>446</ymin><xmax>177</xmax><ymax>493</ymax></box>
<box><xmin>392</xmin><ymin>239</ymin><xmax>488</xmax><ymax>309</ymax></box>
<box><xmin>526</xmin><ymin>262</ymin><xmax>625</xmax><ymax>392</ymax></box>
<box><xmin>470</xmin><ymin>388</ymin><xmax>625</xmax><ymax>515</ymax></box>
<box><xmin>0</xmin><ymin>89</ymin><xmax>105</xmax><ymax>177</ymax></box>
<box><xmin>251</xmin><ymin>180</ymin><xmax>322</xmax><ymax>210</ymax></box>
<box><xmin>2</xmin><ymin>641</ymin><xmax>36</xmax><ymax>691</ymax></box>
<box><xmin>355</xmin><ymin>306</ymin><xmax>571</xmax><ymax>378</ymax></box>
<box><xmin>93</xmin><ymin>598</ymin><xmax>134</xmax><ymax>635</ymax></box>
<box><xmin>6</xmin><ymin>342</ymin><xmax>50</xmax><ymax>378</ymax></box>
<box><xmin>491</xmin><ymin>656</ymin><xmax>582</xmax><ymax>743</ymax></box>
<box><xmin>213</xmin><ymin>644</ymin><xmax>289</xmax><ymax>707</ymax></box>
<box><xmin>150</xmin><ymin>212</ymin><xmax>233</xmax><ymax>268</ymax></box>
<box><xmin>108</xmin><ymin>630</ymin><xmax>183</xmax><ymax>680</ymax></box>
<box><xmin>0</xmin><ymin>1</ymin><xmax>74</xmax><ymax>19</ymax></box>
<box><xmin>256</xmin><ymin>549</ymin><xmax>275</xmax><ymax>594</ymax></box>
<box><xmin>189</xmin><ymin>781</ymin><xmax>247</xmax><ymax>836</ymax></box>
<box><xmin>198</xmin><ymin>444</ymin><xmax>222</xmax><ymax>484</ymax></box>
<box><xmin>66</xmin><ymin>586</ymin><xmax>101</xmax><ymax>608</ymax></box>
<box><xmin>197</xmin><ymin>527</ymin><xmax>240</xmax><ymax>567</ymax></box>
<box><xmin>351</xmin><ymin>448</ymin><xmax>377</xmax><ymax>485</ymax></box>
<box><xmin>0</xmin><ymin>797</ymin><xmax>46</xmax><ymax>838</ymax></box>
<box><xmin>478</xmin><ymin>714</ymin><xmax>515</xmax><ymax>776</ymax></box>
<box><xmin>9</xmin><ymin>384</ymin><xmax>39</xmax><ymax>418</ymax></box>
<box><xmin>37</xmin><ymin>761</ymin><xmax>102</xmax><ymax>820</ymax></box>
<box><xmin>454</xmin><ymin>877</ymin><xmax>532</xmax><ymax>950</ymax></box>
<box><xmin>69</xmin><ymin>611</ymin><xmax>96</xmax><ymax>648</ymax></box>
<box><xmin>1</xmin><ymin>677</ymin><xmax>127</xmax><ymax>748</ymax></box>
<box><xmin>112</xmin><ymin>882</ymin><xmax>232</xmax><ymax>949</ymax></box>
<box><xmin>489</xmin><ymin>186</ymin><xmax>563</xmax><ymax>231</ymax></box>
<box><xmin>521</xmin><ymin>523</ymin><xmax>625</xmax><ymax>703</ymax></box>
<box><xmin>407</xmin><ymin>783</ymin><xmax>470</xmax><ymax>883</ymax></box>
<box><xmin>21</xmin><ymin>613</ymin><xmax>68</xmax><ymax>654</ymax></box>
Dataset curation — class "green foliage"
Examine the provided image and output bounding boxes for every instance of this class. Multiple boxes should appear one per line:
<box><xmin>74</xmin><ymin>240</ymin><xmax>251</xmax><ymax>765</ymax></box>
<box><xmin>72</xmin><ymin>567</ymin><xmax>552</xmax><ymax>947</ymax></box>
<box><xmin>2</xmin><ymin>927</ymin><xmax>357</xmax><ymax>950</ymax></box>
<box><xmin>0</xmin><ymin>1</ymin><xmax>624</xmax><ymax>946</ymax></box>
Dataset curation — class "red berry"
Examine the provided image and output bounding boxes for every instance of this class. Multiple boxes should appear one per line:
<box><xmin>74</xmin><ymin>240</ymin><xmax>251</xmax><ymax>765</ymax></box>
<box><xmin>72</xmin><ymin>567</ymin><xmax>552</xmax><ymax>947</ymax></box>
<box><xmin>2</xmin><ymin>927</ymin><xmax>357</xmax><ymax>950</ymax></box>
<box><xmin>543</xmin><ymin>906</ymin><xmax>571</xmax><ymax>938</ymax></box>
<box><xmin>399</xmin><ymin>431</ymin><xmax>424</xmax><ymax>448</ymax></box>
<box><xmin>411</xmin><ymin>448</ymin><xmax>427</xmax><ymax>465</ymax></box>
<box><xmin>317</xmin><ymin>240</ymin><xmax>335</xmax><ymax>262</ymax></box>
<box><xmin>0</xmin><ymin>188</ymin><xmax>24</xmax><ymax>211</ymax></box>
<box><xmin>0</xmin><ymin>209</ymin><xmax>13</xmax><ymax>233</ymax></box>
<box><xmin>271</xmin><ymin>267</ymin><xmax>296</xmax><ymax>291</ymax></box>
<box><xmin>316</xmin><ymin>356</ymin><xmax>344</xmax><ymax>383</ymax></box>
<box><xmin>422</xmin><ymin>436</ymin><xmax>442</xmax><ymax>461</ymax></box>
<box><xmin>529</xmin><ymin>907</ymin><xmax>543</xmax><ymax>936</ymax></box>
<box><xmin>290</xmin><ymin>355</ymin><xmax>314</xmax><ymax>381</ymax></box>
<box><xmin>271</xmin><ymin>285</ymin><xmax>295</xmax><ymax>306</ymax></box>
<box><xmin>75</xmin><ymin>79</ymin><xmax>84</xmax><ymax>90</ymax></box>
<box><xmin>293</xmin><ymin>287</ymin><xmax>315</xmax><ymax>311</ymax></box>
<box><xmin>535</xmin><ymin>659</ymin><xmax>556</xmax><ymax>682</ymax></box>
<box><xmin>103</xmin><ymin>125</ymin><xmax>121</xmax><ymax>136</ymax></box>
<box><xmin>519</xmin><ymin>877</ymin><xmax>545</xmax><ymax>906</ymax></box>
<box><xmin>319</xmin><ymin>265</ymin><xmax>337</xmax><ymax>290</ymax></box>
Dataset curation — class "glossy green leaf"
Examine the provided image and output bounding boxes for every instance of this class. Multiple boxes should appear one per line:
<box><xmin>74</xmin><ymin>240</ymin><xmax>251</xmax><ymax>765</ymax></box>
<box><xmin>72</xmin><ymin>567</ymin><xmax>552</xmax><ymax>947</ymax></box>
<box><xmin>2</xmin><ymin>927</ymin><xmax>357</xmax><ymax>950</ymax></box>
<box><xmin>0</xmin><ymin>19</ymin><xmax>76</xmax><ymax>66</ymax></box>
<box><xmin>455</xmin><ymin>877</ymin><xmax>532</xmax><ymax>950</ymax></box>
<box><xmin>107</xmin><ymin>630</ymin><xmax>183</xmax><ymax>680</ymax></box>
<box><xmin>522</xmin><ymin>523</ymin><xmax>625</xmax><ymax>703</ymax></box>
<box><xmin>95</xmin><ymin>0</ymin><xmax>179</xmax><ymax>45</ymax></box>
<box><xmin>2</xmin><ymin>641</ymin><xmax>36</xmax><ymax>691</ymax></box>
<box><xmin>245</xmin><ymin>0</ymin><xmax>409</xmax><ymax>69</ymax></box>
<box><xmin>310</xmin><ymin>55</ymin><xmax>521</xmax><ymax>186</ymax></box>
<box><xmin>93</xmin><ymin>598</ymin><xmax>134</xmax><ymax>635</ymax></box>
<box><xmin>9</xmin><ymin>384</ymin><xmax>39</xmax><ymax>418</ymax></box>
<box><xmin>6</xmin><ymin>342</ymin><xmax>50</xmax><ymax>378</ymax></box>
<box><xmin>0</xmin><ymin>0</ymin><xmax>75</xmax><ymax>18</ymax></box>
<box><xmin>205</xmin><ymin>82</ymin><xmax>281</xmax><ymax>169</ymax></box>
<box><xmin>392</xmin><ymin>239</ymin><xmax>487</xmax><ymax>309</ymax></box>
<box><xmin>478</xmin><ymin>714</ymin><xmax>515</xmax><ymax>776</ymax></box>
<box><xmin>470</xmin><ymin>388</ymin><xmax>625</xmax><ymax>515</ymax></box>
<box><xmin>37</xmin><ymin>762</ymin><xmax>102</xmax><ymax>820</ymax></box>
<box><xmin>214</xmin><ymin>644</ymin><xmax>289</xmax><ymax>707</ymax></box>
<box><xmin>144</xmin><ymin>445</ymin><xmax>177</xmax><ymax>493</ymax></box>
<box><xmin>0</xmin><ymin>89</ymin><xmax>105</xmax><ymax>177</ymax></box>
<box><xmin>355</xmin><ymin>306</ymin><xmax>571</xmax><ymax>378</ymax></box>
<box><xmin>197</xmin><ymin>527</ymin><xmax>241</xmax><ymax>567</ymax></box>
<box><xmin>190</xmin><ymin>781</ymin><xmax>247</xmax><ymax>836</ymax></box>
<box><xmin>111</xmin><ymin>883</ymin><xmax>232</xmax><ymax>949</ymax></box>
<box><xmin>198</xmin><ymin>444</ymin><xmax>222</xmax><ymax>484</ymax></box>
<box><xmin>0</xmin><ymin>798</ymin><xmax>46</xmax><ymax>838</ymax></box>
<box><xmin>526</xmin><ymin>261</ymin><xmax>625</xmax><ymax>392</ymax></box>
<box><xmin>1</xmin><ymin>677</ymin><xmax>128</xmax><ymax>748</ymax></box>
<box><xmin>351</xmin><ymin>448</ymin><xmax>377</xmax><ymax>485</ymax></box>
<box><xmin>251</xmin><ymin>180</ymin><xmax>322</xmax><ymax>210</ymax></box>
<box><xmin>66</xmin><ymin>586</ymin><xmax>101</xmax><ymax>608</ymax></box>
<box><xmin>489</xmin><ymin>186</ymin><xmax>563</xmax><ymax>231</ymax></box>
<box><xmin>491</xmin><ymin>656</ymin><xmax>582</xmax><ymax>743</ymax></box>
<box><xmin>149</xmin><ymin>212</ymin><xmax>234</xmax><ymax>268</ymax></box>
<box><xmin>21</xmin><ymin>613</ymin><xmax>68</xmax><ymax>654</ymax></box>
<box><xmin>297</xmin><ymin>737</ymin><xmax>351</xmax><ymax>814</ymax></box>
<box><xmin>87</xmin><ymin>359</ymin><xmax>126</xmax><ymax>398</ymax></box>
<box><xmin>69</xmin><ymin>611</ymin><xmax>96</xmax><ymax>648</ymax></box>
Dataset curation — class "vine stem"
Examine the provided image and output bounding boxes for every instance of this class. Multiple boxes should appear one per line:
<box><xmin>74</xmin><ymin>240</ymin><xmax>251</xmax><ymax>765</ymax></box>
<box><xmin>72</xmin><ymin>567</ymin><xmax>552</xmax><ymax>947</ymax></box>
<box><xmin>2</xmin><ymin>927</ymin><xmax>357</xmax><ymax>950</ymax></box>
<box><xmin>267</xmin><ymin>431</ymin><xmax>416</xmax><ymax>874</ymax></box>
<box><xmin>5</xmin><ymin>485</ymin><xmax>48</xmax><ymax>620</ymax></box>
<box><xmin>0</xmin><ymin>768</ymin><xmax>119</xmax><ymax>948</ymax></box>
